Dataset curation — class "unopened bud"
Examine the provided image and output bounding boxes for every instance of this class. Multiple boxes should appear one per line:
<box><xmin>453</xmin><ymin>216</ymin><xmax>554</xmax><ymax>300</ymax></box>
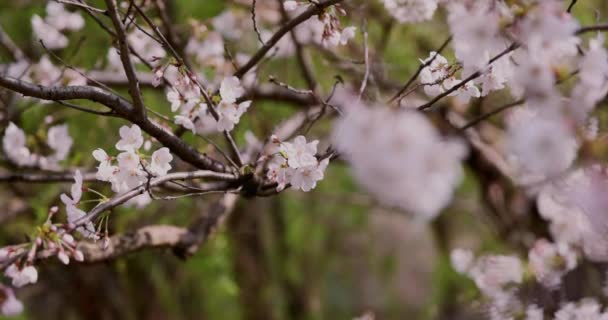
<box><xmin>73</xmin><ymin>250</ymin><xmax>84</xmax><ymax>262</ymax></box>
<box><xmin>57</xmin><ymin>251</ymin><xmax>70</xmax><ymax>265</ymax></box>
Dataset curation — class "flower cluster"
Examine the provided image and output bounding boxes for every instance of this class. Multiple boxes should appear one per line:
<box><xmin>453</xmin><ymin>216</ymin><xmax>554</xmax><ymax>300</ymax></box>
<box><xmin>169</xmin><ymin>75</ymin><xmax>251</xmax><ymax>133</ymax></box>
<box><xmin>2</xmin><ymin>122</ymin><xmax>74</xmax><ymax>170</ymax></box>
<box><xmin>265</xmin><ymin>135</ymin><xmax>329</xmax><ymax>192</ymax></box>
<box><xmin>537</xmin><ymin>165</ymin><xmax>608</xmax><ymax>262</ymax></box>
<box><xmin>419</xmin><ymin>52</ymin><xmax>480</xmax><ymax>103</ymax></box>
<box><xmin>31</xmin><ymin>2</ymin><xmax>84</xmax><ymax>50</ymax></box>
<box><xmin>93</xmin><ymin>125</ymin><xmax>173</xmax><ymax>194</ymax></box>
<box><xmin>332</xmin><ymin>97</ymin><xmax>466</xmax><ymax>220</ymax></box>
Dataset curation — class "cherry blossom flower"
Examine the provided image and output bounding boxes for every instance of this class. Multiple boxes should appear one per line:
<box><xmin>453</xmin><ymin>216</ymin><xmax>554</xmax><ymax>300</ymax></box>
<box><xmin>127</xmin><ymin>28</ymin><xmax>165</xmax><ymax>62</ymax></box>
<box><xmin>186</xmin><ymin>31</ymin><xmax>225</xmax><ymax>67</ymax></box>
<box><xmin>528</xmin><ymin>239</ymin><xmax>577</xmax><ymax>288</ymax></box>
<box><xmin>175</xmin><ymin>115</ymin><xmax>196</xmax><ymax>133</ymax></box>
<box><xmin>44</xmin><ymin>2</ymin><xmax>84</xmax><ymax>32</ymax></box>
<box><xmin>469</xmin><ymin>255</ymin><xmax>523</xmax><ymax>297</ymax></box>
<box><xmin>31</xmin><ymin>15</ymin><xmax>68</xmax><ymax>50</ymax></box>
<box><xmin>506</xmin><ymin>108</ymin><xmax>578</xmax><ymax>183</ymax></box>
<box><xmin>4</xmin><ymin>265</ymin><xmax>38</xmax><ymax>288</ymax></box>
<box><xmin>283</xmin><ymin>1</ymin><xmax>299</xmax><ymax>11</ymax></box>
<box><xmin>93</xmin><ymin>148</ymin><xmax>112</xmax><ymax>166</ymax></box>
<box><xmin>324</xmin><ymin>26</ymin><xmax>357</xmax><ymax>47</ymax></box>
<box><xmin>554</xmin><ymin>298</ymin><xmax>608</xmax><ymax>319</ymax></box>
<box><xmin>220</xmin><ymin>76</ymin><xmax>245</xmax><ymax>104</ymax></box>
<box><xmin>525</xmin><ymin>305</ymin><xmax>544</xmax><ymax>320</ymax></box>
<box><xmin>419</xmin><ymin>52</ymin><xmax>450</xmax><ymax>96</ymax></box>
<box><xmin>65</xmin><ymin>204</ymin><xmax>97</xmax><ymax>239</ymax></box>
<box><xmin>290</xmin><ymin>158</ymin><xmax>329</xmax><ymax>192</ymax></box>
<box><xmin>115</xmin><ymin>125</ymin><xmax>144</xmax><ymax>152</ymax></box>
<box><xmin>265</xmin><ymin>135</ymin><xmax>329</xmax><ymax>192</ymax></box>
<box><xmin>47</xmin><ymin>124</ymin><xmax>73</xmax><ymax>161</ymax></box>
<box><xmin>166</xmin><ymin>88</ymin><xmax>183</xmax><ymax>112</ymax></box>
<box><xmin>570</xmin><ymin>35</ymin><xmax>608</xmax><ymax>121</ymax></box>
<box><xmin>60</xmin><ymin>170</ymin><xmax>83</xmax><ymax>206</ymax></box>
<box><xmin>266</xmin><ymin>156</ymin><xmax>291</xmax><ymax>192</ymax></box>
<box><xmin>450</xmin><ymin>248</ymin><xmax>474</xmax><ymax>274</ymax></box>
<box><xmin>281</xmin><ymin>136</ymin><xmax>318</xmax><ymax>169</ymax></box>
<box><xmin>2</xmin><ymin>122</ymin><xmax>37</xmax><ymax>167</ymax></box>
<box><xmin>447</xmin><ymin>2</ymin><xmax>504</xmax><ymax>72</ymax></box>
<box><xmin>216</xmin><ymin>100</ymin><xmax>251</xmax><ymax>132</ymax></box>
<box><xmin>150</xmin><ymin>148</ymin><xmax>172</xmax><ymax>176</ymax></box>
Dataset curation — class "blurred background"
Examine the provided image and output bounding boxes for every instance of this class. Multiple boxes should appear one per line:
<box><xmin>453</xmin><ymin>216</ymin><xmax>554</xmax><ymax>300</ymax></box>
<box><xmin>1</xmin><ymin>0</ymin><xmax>608</xmax><ymax>319</ymax></box>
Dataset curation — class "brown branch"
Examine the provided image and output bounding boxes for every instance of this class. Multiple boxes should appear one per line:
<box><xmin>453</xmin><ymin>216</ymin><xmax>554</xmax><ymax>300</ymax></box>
<box><xmin>277</xmin><ymin>0</ymin><xmax>317</xmax><ymax>90</ymax></box>
<box><xmin>78</xmin><ymin>188</ymin><xmax>236</xmax><ymax>262</ymax></box>
<box><xmin>567</xmin><ymin>0</ymin><xmax>578</xmax><ymax>13</ymax></box>
<box><xmin>0</xmin><ymin>75</ymin><xmax>234</xmax><ymax>173</ymax></box>
<box><xmin>104</xmin><ymin>0</ymin><xmax>147</xmax><ymax>120</ymax></box>
<box><xmin>76</xmin><ymin>170</ymin><xmax>238</xmax><ymax>225</ymax></box>
<box><xmin>2</xmin><ymin>193</ymin><xmax>239</xmax><ymax>264</ymax></box>
<box><xmin>576</xmin><ymin>24</ymin><xmax>608</xmax><ymax>35</ymax></box>
<box><xmin>79</xmin><ymin>193</ymin><xmax>238</xmax><ymax>261</ymax></box>
<box><xmin>0</xmin><ymin>171</ymin><xmax>97</xmax><ymax>183</ymax></box>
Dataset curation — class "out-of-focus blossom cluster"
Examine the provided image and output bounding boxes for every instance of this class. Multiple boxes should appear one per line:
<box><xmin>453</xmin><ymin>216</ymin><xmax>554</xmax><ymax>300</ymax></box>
<box><xmin>5</xmin><ymin>54</ymin><xmax>86</xmax><ymax>89</ymax></box>
<box><xmin>2</xmin><ymin>122</ymin><xmax>73</xmax><ymax>170</ymax></box>
<box><xmin>332</xmin><ymin>95</ymin><xmax>467</xmax><ymax>220</ymax></box>
<box><xmin>449</xmin><ymin>248</ymin><xmax>608</xmax><ymax>319</ymax></box>
<box><xmin>31</xmin><ymin>2</ymin><xmax>84</xmax><ymax>50</ymax></box>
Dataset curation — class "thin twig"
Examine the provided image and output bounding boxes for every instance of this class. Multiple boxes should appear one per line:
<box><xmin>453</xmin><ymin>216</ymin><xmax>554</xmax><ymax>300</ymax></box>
<box><xmin>567</xmin><ymin>0</ymin><xmax>578</xmax><ymax>13</ymax></box>
<box><xmin>357</xmin><ymin>23</ymin><xmax>370</xmax><ymax>102</ymax></box>
<box><xmin>56</xmin><ymin>0</ymin><xmax>107</xmax><ymax>14</ymax></box>
<box><xmin>417</xmin><ymin>43</ymin><xmax>519</xmax><ymax>111</ymax></box>
<box><xmin>459</xmin><ymin>99</ymin><xmax>525</xmax><ymax>131</ymax></box>
<box><xmin>251</xmin><ymin>0</ymin><xmax>265</xmax><ymax>45</ymax></box>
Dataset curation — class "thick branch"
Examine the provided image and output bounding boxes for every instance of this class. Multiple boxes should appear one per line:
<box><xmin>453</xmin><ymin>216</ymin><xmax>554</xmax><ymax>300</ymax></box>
<box><xmin>0</xmin><ymin>171</ymin><xmax>97</xmax><ymax>183</ymax></box>
<box><xmin>76</xmin><ymin>170</ymin><xmax>238</xmax><ymax>224</ymax></box>
<box><xmin>0</xmin><ymin>75</ymin><xmax>234</xmax><ymax>173</ymax></box>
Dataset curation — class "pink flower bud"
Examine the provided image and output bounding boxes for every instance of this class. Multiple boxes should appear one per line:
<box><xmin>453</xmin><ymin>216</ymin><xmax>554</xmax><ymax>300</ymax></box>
<box><xmin>57</xmin><ymin>251</ymin><xmax>70</xmax><ymax>265</ymax></box>
<box><xmin>62</xmin><ymin>234</ymin><xmax>75</xmax><ymax>246</ymax></box>
<box><xmin>73</xmin><ymin>250</ymin><xmax>84</xmax><ymax>262</ymax></box>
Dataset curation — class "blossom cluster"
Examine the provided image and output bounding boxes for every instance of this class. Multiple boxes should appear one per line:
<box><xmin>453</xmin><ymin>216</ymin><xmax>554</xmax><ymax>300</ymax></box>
<box><xmin>1</xmin><ymin>203</ymin><xmax>90</xmax><ymax>316</ymax></box>
<box><xmin>169</xmin><ymin>75</ymin><xmax>251</xmax><ymax>133</ymax></box>
<box><xmin>419</xmin><ymin>52</ymin><xmax>481</xmax><ymax>103</ymax></box>
<box><xmin>2</xmin><ymin>122</ymin><xmax>73</xmax><ymax>170</ymax></box>
<box><xmin>31</xmin><ymin>2</ymin><xmax>84</xmax><ymax>50</ymax></box>
<box><xmin>265</xmin><ymin>135</ymin><xmax>329</xmax><ymax>192</ymax></box>
<box><xmin>93</xmin><ymin>125</ymin><xmax>173</xmax><ymax>194</ymax></box>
